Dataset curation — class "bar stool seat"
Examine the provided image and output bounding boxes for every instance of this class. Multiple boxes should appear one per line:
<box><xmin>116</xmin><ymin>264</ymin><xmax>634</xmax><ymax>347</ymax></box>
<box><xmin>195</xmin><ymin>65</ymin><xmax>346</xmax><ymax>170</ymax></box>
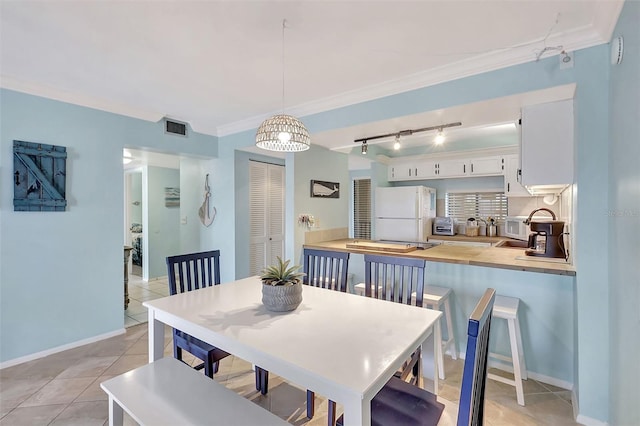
<box><xmin>488</xmin><ymin>295</ymin><xmax>527</xmax><ymax>406</ymax></box>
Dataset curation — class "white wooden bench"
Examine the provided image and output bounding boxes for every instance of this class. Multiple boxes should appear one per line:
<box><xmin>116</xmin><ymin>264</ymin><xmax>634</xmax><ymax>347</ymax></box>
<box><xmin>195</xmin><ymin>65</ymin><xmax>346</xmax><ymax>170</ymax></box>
<box><xmin>100</xmin><ymin>357</ymin><xmax>288</xmax><ymax>426</ymax></box>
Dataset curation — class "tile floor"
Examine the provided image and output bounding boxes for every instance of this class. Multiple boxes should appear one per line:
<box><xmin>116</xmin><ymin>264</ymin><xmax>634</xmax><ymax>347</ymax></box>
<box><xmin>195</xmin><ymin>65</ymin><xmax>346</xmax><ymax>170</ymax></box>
<box><xmin>1</xmin><ymin>275</ymin><xmax>582</xmax><ymax>425</ymax></box>
<box><xmin>123</xmin><ymin>273</ymin><xmax>168</xmax><ymax>328</ymax></box>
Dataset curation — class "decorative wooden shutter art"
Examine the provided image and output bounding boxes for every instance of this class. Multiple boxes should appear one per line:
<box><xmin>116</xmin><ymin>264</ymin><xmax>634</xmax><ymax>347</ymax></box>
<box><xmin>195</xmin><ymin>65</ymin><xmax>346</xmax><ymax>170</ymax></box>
<box><xmin>13</xmin><ymin>140</ymin><xmax>67</xmax><ymax>211</ymax></box>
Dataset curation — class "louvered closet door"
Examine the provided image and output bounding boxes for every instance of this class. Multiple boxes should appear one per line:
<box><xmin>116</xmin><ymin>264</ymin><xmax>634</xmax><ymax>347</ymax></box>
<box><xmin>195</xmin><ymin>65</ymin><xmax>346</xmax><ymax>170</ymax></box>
<box><xmin>249</xmin><ymin>161</ymin><xmax>285</xmax><ymax>276</ymax></box>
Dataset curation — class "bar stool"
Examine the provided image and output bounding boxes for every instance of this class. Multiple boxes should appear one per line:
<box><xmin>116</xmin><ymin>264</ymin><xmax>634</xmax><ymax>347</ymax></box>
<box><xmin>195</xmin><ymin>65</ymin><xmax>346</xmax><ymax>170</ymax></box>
<box><xmin>488</xmin><ymin>295</ymin><xmax>527</xmax><ymax>406</ymax></box>
<box><xmin>354</xmin><ymin>283</ymin><xmax>455</xmax><ymax>380</ymax></box>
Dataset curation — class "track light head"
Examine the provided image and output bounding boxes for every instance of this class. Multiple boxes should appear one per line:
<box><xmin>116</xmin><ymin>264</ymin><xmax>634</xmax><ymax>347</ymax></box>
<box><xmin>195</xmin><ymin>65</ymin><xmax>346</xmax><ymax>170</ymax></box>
<box><xmin>361</xmin><ymin>141</ymin><xmax>368</xmax><ymax>155</ymax></box>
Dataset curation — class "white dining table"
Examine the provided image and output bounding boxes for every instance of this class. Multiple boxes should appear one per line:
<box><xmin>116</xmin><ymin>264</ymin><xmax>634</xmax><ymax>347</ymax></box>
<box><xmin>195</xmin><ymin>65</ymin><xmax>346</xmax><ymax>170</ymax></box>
<box><xmin>144</xmin><ymin>276</ymin><xmax>442</xmax><ymax>426</ymax></box>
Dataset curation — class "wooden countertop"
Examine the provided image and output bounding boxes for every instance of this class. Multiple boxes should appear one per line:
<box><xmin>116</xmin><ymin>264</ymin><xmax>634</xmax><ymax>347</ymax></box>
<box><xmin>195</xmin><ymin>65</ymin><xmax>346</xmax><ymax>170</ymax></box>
<box><xmin>303</xmin><ymin>239</ymin><xmax>576</xmax><ymax>276</ymax></box>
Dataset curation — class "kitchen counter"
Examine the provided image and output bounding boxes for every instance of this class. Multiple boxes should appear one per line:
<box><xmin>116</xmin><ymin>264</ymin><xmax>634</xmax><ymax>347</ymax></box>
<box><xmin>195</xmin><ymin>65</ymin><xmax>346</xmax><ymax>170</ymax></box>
<box><xmin>303</xmin><ymin>238</ymin><xmax>575</xmax><ymax>276</ymax></box>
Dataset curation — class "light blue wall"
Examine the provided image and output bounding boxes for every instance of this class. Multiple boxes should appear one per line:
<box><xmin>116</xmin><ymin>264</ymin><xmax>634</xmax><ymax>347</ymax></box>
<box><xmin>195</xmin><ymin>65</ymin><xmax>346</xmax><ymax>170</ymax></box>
<box><xmin>210</xmin><ymin>49</ymin><xmax>612</xmax><ymax>421</ymax></box>
<box><xmin>290</xmin><ymin>145</ymin><xmax>350</xmax><ymax>264</ymax></box>
<box><xmin>146</xmin><ymin>166</ymin><xmax>180</xmax><ymax>279</ymax></box>
<box><xmin>608</xmin><ymin>2</ymin><xmax>640</xmax><ymax>424</ymax></box>
<box><xmin>0</xmin><ymin>89</ymin><xmax>217</xmax><ymax>363</ymax></box>
<box><xmin>178</xmin><ymin>157</ymin><xmax>207</xmax><ymax>255</ymax></box>
<box><xmin>0</xmin><ymin>37</ymin><xmax>624</xmax><ymax>423</ymax></box>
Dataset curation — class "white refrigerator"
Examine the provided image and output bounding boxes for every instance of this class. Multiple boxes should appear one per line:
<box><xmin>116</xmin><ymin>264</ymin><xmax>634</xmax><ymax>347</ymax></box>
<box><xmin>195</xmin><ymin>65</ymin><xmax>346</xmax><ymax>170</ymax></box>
<box><xmin>375</xmin><ymin>186</ymin><xmax>437</xmax><ymax>242</ymax></box>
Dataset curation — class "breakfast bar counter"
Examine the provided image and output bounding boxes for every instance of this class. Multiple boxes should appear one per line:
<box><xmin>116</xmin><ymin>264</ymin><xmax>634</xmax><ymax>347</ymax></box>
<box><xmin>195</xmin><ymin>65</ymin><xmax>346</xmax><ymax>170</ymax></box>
<box><xmin>302</xmin><ymin>237</ymin><xmax>577</xmax><ymax>394</ymax></box>
<box><xmin>303</xmin><ymin>238</ymin><xmax>575</xmax><ymax>276</ymax></box>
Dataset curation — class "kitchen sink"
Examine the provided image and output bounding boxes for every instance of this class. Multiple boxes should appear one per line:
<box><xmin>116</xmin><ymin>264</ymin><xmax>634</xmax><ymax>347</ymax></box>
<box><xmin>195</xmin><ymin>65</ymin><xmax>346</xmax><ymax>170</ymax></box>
<box><xmin>495</xmin><ymin>240</ymin><xmax>529</xmax><ymax>249</ymax></box>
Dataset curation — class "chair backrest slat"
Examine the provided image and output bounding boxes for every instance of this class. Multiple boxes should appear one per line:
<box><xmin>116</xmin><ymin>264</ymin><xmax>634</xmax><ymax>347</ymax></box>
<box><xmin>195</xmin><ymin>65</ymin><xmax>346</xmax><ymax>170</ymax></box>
<box><xmin>457</xmin><ymin>288</ymin><xmax>496</xmax><ymax>426</ymax></box>
<box><xmin>363</xmin><ymin>254</ymin><xmax>426</xmax><ymax>307</ymax></box>
<box><xmin>166</xmin><ymin>250</ymin><xmax>221</xmax><ymax>296</ymax></box>
<box><xmin>303</xmin><ymin>249</ymin><xmax>350</xmax><ymax>292</ymax></box>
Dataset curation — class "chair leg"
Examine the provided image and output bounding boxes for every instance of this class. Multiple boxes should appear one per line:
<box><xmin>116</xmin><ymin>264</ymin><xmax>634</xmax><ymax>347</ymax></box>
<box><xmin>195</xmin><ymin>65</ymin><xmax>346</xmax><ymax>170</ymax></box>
<box><xmin>255</xmin><ymin>367</ymin><xmax>262</xmax><ymax>392</ymax></box>
<box><xmin>213</xmin><ymin>361</ymin><xmax>220</xmax><ymax>374</ymax></box>
<box><xmin>508</xmin><ymin>318</ymin><xmax>525</xmax><ymax>406</ymax></box>
<box><xmin>204</xmin><ymin>358</ymin><xmax>214</xmax><ymax>378</ymax></box>
<box><xmin>443</xmin><ymin>298</ymin><xmax>457</xmax><ymax>360</ymax></box>
<box><xmin>306</xmin><ymin>390</ymin><xmax>315</xmax><ymax>418</ymax></box>
<box><xmin>514</xmin><ymin>315</ymin><xmax>528</xmax><ymax>380</ymax></box>
<box><xmin>262</xmin><ymin>369</ymin><xmax>269</xmax><ymax>395</ymax></box>
<box><xmin>174</xmin><ymin>345</ymin><xmax>182</xmax><ymax>361</ymax></box>
<box><xmin>328</xmin><ymin>400</ymin><xmax>336</xmax><ymax>426</ymax></box>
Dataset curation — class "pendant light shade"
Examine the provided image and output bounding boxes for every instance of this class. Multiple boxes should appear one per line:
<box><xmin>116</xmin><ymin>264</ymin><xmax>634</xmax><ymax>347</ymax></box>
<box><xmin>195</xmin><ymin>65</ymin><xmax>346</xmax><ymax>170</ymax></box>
<box><xmin>256</xmin><ymin>19</ymin><xmax>310</xmax><ymax>153</ymax></box>
<box><xmin>256</xmin><ymin>114</ymin><xmax>310</xmax><ymax>152</ymax></box>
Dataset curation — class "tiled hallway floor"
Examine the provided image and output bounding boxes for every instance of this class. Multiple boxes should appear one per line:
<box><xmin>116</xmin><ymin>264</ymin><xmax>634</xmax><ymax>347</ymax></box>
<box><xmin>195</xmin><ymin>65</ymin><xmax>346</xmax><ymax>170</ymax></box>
<box><xmin>0</xmin><ymin>319</ymin><xmax>580</xmax><ymax>425</ymax></box>
<box><xmin>123</xmin><ymin>274</ymin><xmax>168</xmax><ymax>328</ymax></box>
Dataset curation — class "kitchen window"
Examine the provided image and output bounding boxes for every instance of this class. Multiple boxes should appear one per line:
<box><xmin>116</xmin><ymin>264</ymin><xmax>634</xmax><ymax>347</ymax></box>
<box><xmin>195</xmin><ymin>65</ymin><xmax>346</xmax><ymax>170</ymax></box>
<box><xmin>445</xmin><ymin>191</ymin><xmax>508</xmax><ymax>222</ymax></box>
<box><xmin>353</xmin><ymin>178</ymin><xmax>371</xmax><ymax>239</ymax></box>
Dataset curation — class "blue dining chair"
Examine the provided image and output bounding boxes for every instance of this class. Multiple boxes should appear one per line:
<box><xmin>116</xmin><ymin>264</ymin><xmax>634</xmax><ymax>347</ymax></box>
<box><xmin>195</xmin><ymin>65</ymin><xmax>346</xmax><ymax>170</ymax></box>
<box><xmin>364</xmin><ymin>254</ymin><xmax>428</xmax><ymax>384</ymax></box>
<box><xmin>302</xmin><ymin>248</ymin><xmax>350</xmax><ymax>424</ymax></box>
<box><xmin>166</xmin><ymin>251</ymin><xmax>267</xmax><ymax>389</ymax></box>
<box><xmin>336</xmin><ymin>287</ymin><xmax>496</xmax><ymax>426</ymax></box>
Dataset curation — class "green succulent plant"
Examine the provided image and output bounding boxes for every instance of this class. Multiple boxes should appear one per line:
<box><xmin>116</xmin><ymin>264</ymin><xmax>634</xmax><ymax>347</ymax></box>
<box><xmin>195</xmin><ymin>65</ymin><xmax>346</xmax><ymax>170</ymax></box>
<box><xmin>260</xmin><ymin>257</ymin><xmax>305</xmax><ymax>286</ymax></box>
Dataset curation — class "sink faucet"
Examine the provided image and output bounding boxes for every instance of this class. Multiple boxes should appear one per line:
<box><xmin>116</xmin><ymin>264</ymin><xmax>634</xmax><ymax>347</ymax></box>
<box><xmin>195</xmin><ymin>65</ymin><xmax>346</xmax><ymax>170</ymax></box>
<box><xmin>524</xmin><ymin>208</ymin><xmax>556</xmax><ymax>225</ymax></box>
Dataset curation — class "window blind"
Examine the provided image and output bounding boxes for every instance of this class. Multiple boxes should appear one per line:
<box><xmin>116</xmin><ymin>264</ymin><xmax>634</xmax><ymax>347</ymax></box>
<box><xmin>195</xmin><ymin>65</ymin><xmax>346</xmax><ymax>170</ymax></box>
<box><xmin>445</xmin><ymin>192</ymin><xmax>508</xmax><ymax>222</ymax></box>
<box><xmin>353</xmin><ymin>179</ymin><xmax>371</xmax><ymax>239</ymax></box>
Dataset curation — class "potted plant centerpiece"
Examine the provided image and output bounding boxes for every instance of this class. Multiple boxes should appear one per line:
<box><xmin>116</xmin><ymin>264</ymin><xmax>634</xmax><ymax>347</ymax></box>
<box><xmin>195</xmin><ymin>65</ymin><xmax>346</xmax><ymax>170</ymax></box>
<box><xmin>260</xmin><ymin>257</ymin><xmax>305</xmax><ymax>312</ymax></box>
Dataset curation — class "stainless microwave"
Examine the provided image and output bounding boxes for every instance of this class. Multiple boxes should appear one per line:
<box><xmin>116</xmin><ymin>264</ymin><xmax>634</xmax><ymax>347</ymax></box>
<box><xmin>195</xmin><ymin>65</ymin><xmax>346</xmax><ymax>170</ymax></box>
<box><xmin>503</xmin><ymin>216</ymin><xmax>530</xmax><ymax>241</ymax></box>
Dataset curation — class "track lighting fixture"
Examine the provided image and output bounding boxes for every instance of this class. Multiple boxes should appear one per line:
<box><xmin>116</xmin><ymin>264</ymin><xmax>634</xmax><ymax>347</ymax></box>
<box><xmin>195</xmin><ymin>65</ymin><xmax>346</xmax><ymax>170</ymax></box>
<box><xmin>393</xmin><ymin>135</ymin><xmax>401</xmax><ymax>150</ymax></box>
<box><xmin>354</xmin><ymin>121</ymin><xmax>461</xmax><ymax>150</ymax></box>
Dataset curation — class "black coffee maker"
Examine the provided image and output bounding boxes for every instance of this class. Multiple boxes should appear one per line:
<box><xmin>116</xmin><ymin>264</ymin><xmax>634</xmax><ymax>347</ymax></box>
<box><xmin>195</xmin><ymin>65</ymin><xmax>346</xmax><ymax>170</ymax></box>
<box><xmin>523</xmin><ymin>208</ymin><xmax>567</xmax><ymax>259</ymax></box>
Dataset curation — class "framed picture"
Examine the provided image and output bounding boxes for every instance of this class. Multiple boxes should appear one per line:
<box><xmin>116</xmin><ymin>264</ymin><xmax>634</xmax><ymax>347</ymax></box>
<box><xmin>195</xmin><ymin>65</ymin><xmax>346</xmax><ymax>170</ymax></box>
<box><xmin>310</xmin><ymin>180</ymin><xmax>339</xmax><ymax>198</ymax></box>
<box><xmin>165</xmin><ymin>187</ymin><xmax>180</xmax><ymax>207</ymax></box>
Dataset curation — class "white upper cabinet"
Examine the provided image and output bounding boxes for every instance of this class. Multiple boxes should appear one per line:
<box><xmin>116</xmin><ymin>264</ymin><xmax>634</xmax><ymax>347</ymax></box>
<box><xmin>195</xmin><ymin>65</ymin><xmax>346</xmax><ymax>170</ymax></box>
<box><xmin>503</xmin><ymin>154</ymin><xmax>530</xmax><ymax>196</ymax></box>
<box><xmin>520</xmin><ymin>99</ymin><xmax>574</xmax><ymax>187</ymax></box>
<box><xmin>388</xmin><ymin>161</ymin><xmax>437</xmax><ymax>181</ymax></box>
<box><xmin>436</xmin><ymin>159</ymin><xmax>468</xmax><ymax>178</ymax></box>
<box><xmin>469</xmin><ymin>156</ymin><xmax>504</xmax><ymax>176</ymax></box>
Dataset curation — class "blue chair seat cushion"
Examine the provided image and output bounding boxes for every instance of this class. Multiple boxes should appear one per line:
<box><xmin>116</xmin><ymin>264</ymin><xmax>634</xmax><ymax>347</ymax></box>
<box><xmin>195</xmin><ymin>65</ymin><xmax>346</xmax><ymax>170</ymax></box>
<box><xmin>337</xmin><ymin>376</ymin><xmax>444</xmax><ymax>426</ymax></box>
<box><xmin>173</xmin><ymin>329</ymin><xmax>229</xmax><ymax>361</ymax></box>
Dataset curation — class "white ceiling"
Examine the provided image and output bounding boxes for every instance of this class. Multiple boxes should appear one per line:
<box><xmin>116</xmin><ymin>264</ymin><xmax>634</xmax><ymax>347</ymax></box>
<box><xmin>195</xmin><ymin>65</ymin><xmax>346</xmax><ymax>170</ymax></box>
<box><xmin>1</xmin><ymin>1</ymin><xmax>622</xmax><ymax>154</ymax></box>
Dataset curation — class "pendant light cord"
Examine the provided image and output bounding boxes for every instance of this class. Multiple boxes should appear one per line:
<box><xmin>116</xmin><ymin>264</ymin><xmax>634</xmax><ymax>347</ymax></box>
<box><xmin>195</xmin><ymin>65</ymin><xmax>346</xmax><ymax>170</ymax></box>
<box><xmin>281</xmin><ymin>19</ymin><xmax>286</xmax><ymax>114</ymax></box>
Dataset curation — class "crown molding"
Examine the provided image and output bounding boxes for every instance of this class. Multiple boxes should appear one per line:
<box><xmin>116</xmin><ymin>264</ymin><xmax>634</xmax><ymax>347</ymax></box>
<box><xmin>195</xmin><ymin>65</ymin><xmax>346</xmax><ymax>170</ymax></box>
<box><xmin>0</xmin><ymin>75</ymin><xmax>164</xmax><ymax>123</ymax></box>
<box><xmin>2</xmin><ymin>14</ymin><xmax>618</xmax><ymax>140</ymax></box>
<box><xmin>217</xmin><ymin>24</ymin><xmax>612</xmax><ymax>137</ymax></box>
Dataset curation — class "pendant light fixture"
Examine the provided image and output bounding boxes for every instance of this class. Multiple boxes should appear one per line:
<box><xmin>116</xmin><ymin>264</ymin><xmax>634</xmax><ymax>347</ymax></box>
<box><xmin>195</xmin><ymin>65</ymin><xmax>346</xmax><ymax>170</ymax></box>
<box><xmin>256</xmin><ymin>20</ymin><xmax>310</xmax><ymax>152</ymax></box>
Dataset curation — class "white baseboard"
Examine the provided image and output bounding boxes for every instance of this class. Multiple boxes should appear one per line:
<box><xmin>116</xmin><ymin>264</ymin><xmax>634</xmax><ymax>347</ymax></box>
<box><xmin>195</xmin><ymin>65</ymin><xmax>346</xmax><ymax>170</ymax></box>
<box><xmin>0</xmin><ymin>328</ymin><xmax>126</xmax><ymax>370</ymax></box>
<box><xmin>576</xmin><ymin>414</ymin><xmax>609</xmax><ymax>426</ymax></box>
<box><xmin>453</xmin><ymin>351</ymin><xmax>573</xmax><ymax>390</ymax></box>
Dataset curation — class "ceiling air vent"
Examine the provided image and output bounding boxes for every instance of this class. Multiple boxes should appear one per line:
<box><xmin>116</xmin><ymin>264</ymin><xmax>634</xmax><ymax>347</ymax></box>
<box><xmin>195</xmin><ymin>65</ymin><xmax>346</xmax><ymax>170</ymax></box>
<box><xmin>165</xmin><ymin>119</ymin><xmax>187</xmax><ymax>137</ymax></box>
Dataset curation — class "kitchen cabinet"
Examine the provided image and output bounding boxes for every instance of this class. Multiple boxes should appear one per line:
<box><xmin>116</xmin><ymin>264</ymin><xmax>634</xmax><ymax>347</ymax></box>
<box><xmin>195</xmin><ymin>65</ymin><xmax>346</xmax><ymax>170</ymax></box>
<box><xmin>388</xmin><ymin>161</ymin><xmax>437</xmax><ymax>181</ymax></box>
<box><xmin>503</xmin><ymin>154</ymin><xmax>529</xmax><ymax>196</ymax></box>
<box><xmin>469</xmin><ymin>156</ymin><xmax>504</xmax><ymax>176</ymax></box>
<box><xmin>386</xmin><ymin>147</ymin><xmax>518</xmax><ymax>182</ymax></box>
<box><xmin>388</xmin><ymin>163</ymin><xmax>414</xmax><ymax>181</ymax></box>
<box><xmin>520</xmin><ymin>99</ymin><xmax>574</xmax><ymax>187</ymax></box>
<box><xmin>435</xmin><ymin>159</ymin><xmax>467</xmax><ymax>178</ymax></box>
